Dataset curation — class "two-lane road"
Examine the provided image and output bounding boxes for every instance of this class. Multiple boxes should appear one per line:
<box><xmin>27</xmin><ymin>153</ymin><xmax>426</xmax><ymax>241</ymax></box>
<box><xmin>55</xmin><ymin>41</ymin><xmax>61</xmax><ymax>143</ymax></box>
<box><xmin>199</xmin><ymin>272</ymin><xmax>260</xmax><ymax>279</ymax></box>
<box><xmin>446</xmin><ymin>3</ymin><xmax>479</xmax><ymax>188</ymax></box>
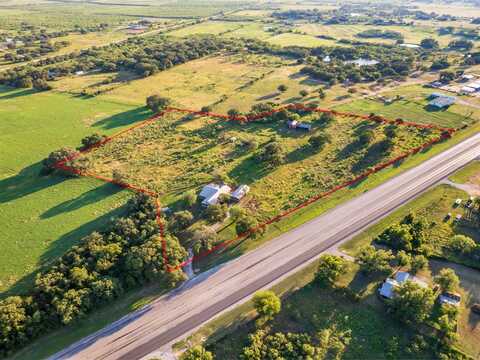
<box><xmin>51</xmin><ymin>132</ymin><xmax>480</xmax><ymax>360</ymax></box>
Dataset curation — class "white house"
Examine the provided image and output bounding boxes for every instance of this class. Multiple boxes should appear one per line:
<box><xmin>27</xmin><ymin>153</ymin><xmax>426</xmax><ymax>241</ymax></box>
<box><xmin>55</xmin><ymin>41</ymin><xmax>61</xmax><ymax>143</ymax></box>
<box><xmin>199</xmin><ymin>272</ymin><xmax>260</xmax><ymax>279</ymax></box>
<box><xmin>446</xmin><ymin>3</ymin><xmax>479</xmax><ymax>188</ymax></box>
<box><xmin>379</xmin><ymin>271</ymin><xmax>427</xmax><ymax>299</ymax></box>
<box><xmin>199</xmin><ymin>183</ymin><xmax>231</xmax><ymax>207</ymax></box>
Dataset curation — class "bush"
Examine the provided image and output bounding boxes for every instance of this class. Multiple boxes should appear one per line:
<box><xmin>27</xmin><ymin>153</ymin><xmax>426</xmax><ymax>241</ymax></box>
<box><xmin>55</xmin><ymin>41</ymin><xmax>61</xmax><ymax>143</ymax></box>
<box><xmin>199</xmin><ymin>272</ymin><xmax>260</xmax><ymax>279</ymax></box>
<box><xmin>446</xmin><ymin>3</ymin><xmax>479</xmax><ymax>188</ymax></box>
<box><xmin>79</xmin><ymin>133</ymin><xmax>106</xmax><ymax>151</ymax></box>
<box><xmin>278</xmin><ymin>84</ymin><xmax>288</xmax><ymax>92</ymax></box>
<box><xmin>182</xmin><ymin>190</ymin><xmax>197</xmax><ymax>208</ymax></box>
<box><xmin>180</xmin><ymin>345</ymin><xmax>213</xmax><ymax>360</ymax></box>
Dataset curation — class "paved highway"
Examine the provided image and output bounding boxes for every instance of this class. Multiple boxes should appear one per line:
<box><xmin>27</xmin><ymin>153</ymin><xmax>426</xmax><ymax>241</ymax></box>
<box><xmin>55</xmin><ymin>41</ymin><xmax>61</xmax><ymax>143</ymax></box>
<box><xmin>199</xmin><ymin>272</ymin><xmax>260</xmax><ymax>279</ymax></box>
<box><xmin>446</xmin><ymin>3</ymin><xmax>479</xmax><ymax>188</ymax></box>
<box><xmin>50</xmin><ymin>132</ymin><xmax>480</xmax><ymax>360</ymax></box>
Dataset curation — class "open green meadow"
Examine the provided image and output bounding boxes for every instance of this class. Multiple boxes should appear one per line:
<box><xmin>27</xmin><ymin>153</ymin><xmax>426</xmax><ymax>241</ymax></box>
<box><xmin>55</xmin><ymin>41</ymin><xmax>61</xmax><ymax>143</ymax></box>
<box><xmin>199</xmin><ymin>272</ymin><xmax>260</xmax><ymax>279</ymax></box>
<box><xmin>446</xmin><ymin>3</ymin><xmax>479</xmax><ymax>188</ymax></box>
<box><xmin>0</xmin><ymin>86</ymin><xmax>152</xmax><ymax>294</ymax></box>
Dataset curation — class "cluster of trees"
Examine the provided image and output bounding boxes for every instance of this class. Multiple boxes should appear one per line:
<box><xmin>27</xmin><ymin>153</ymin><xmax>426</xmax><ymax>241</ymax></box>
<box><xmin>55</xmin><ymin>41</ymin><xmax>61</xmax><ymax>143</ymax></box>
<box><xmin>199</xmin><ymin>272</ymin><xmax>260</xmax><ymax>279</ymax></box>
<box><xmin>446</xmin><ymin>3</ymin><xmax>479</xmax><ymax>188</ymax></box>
<box><xmin>242</xmin><ymin>328</ymin><xmax>351</xmax><ymax>360</ymax></box>
<box><xmin>0</xmin><ymin>194</ymin><xmax>187</xmax><ymax>355</ymax></box>
<box><xmin>0</xmin><ymin>35</ymin><xmax>234</xmax><ymax>88</ymax></box>
<box><xmin>301</xmin><ymin>45</ymin><xmax>416</xmax><ymax>85</ymax></box>
<box><xmin>356</xmin><ymin>29</ymin><xmax>404</xmax><ymax>41</ymax></box>
<box><xmin>376</xmin><ymin>213</ymin><xmax>429</xmax><ymax>254</ymax></box>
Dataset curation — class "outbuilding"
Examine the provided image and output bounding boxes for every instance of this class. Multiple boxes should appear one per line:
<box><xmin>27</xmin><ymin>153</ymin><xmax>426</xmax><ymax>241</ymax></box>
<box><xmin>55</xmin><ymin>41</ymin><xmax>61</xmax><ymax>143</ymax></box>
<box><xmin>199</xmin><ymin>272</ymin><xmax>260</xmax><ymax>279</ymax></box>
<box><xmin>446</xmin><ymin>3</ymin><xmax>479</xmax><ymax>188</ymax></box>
<box><xmin>231</xmin><ymin>184</ymin><xmax>250</xmax><ymax>202</ymax></box>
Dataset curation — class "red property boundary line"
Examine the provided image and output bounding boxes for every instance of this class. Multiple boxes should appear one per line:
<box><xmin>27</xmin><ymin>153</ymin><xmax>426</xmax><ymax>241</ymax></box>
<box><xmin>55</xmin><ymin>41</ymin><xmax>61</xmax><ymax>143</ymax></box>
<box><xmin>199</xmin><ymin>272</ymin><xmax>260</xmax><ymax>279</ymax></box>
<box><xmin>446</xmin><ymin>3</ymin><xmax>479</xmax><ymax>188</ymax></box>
<box><xmin>53</xmin><ymin>105</ymin><xmax>456</xmax><ymax>272</ymax></box>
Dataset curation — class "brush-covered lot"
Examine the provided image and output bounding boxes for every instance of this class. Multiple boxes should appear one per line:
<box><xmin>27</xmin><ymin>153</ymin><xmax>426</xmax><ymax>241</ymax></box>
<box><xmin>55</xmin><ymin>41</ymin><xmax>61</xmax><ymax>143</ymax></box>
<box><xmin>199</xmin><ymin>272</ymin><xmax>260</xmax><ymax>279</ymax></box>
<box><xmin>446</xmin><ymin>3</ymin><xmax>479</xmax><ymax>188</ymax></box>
<box><xmin>0</xmin><ymin>86</ymin><xmax>152</xmax><ymax>294</ymax></box>
<box><xmin>81</xmin><ymin>107</ymin><xmax>440</xmax><ymax>252</ymax></box>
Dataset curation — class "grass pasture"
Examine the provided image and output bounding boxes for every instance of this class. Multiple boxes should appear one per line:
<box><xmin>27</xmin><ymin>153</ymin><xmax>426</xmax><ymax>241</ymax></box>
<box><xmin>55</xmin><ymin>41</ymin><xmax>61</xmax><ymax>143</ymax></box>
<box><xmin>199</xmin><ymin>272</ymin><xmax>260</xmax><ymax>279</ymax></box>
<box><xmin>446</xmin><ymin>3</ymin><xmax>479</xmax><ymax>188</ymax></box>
<box><xmin>298</xmin><ymin>23</ymin><xmax>458</xmax><ymax>47</ymax></box>
<box><xmin>100</xmin><ymin>54</ymin><xmax>289</xmax><ymax>109</ymax></box>
<box><xmin>0</xmin><ymin>86</ymin><xmax>152</xmax><ymax>294</ymax></box>
<box><xmin>334</xmin><ymin>85</ymin><xmax>476</xmax><ymax>129</ymax></box>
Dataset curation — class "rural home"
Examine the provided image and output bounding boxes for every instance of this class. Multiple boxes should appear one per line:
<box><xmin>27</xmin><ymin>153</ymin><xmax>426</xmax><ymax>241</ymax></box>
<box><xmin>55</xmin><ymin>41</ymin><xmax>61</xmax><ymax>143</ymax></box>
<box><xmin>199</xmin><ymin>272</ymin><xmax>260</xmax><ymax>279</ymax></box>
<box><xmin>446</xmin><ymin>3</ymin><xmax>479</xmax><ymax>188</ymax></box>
<box><xmin>379</xmin><ymin>271</ymin><xmax>428</xmax><ymax>299</ymax></box>
<box><xmin>427</xmin><ymin>93</ymin><xmax>456</xmax><ymax>109</ymax></box>
<box><xmin>199</xmin><ymin>183</ymin><xmax>231</xmax><ymax>207</ymax></box>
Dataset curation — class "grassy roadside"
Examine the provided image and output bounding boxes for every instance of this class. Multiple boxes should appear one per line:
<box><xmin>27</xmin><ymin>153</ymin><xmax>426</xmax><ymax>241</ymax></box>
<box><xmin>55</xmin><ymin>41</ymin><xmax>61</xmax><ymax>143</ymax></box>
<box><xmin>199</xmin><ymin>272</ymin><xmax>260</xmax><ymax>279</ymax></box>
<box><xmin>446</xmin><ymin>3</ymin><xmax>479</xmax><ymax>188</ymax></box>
<box><xmin>449</xmin><ymin>160</ymin><xmax>480</xmax><ymax>183</ymax></box>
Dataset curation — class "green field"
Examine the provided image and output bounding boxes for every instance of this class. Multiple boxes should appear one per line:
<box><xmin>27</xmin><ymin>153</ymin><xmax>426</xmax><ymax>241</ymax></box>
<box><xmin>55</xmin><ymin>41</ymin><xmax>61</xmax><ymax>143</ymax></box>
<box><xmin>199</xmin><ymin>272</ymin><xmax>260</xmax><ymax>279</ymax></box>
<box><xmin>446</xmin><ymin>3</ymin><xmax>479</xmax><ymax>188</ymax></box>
<box><xmin>0</xmin><ymin>86</ymin><xmax>152</xmax><ymax>294</ymax></box>
<box><xmin>449</xmin><ymin>160</ymin><xmax>480</xmax><ymax>184</ymax></box>
<box><xmin>335</xmin><ymin>85</ymin><xmax>476</xmax><ymax>129</ymax></box>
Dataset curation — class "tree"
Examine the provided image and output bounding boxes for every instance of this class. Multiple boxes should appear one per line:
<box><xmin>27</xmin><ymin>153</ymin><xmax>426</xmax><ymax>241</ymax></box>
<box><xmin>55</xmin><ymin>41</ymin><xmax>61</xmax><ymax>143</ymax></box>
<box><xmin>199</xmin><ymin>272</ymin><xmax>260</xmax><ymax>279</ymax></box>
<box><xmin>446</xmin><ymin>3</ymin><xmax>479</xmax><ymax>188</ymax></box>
<box><xmin>17</xmin><ymin>77</ymin><xmax>33</xmax><ymax>88</ymax></box>
<box><xmin>204</xmin><ymin>204</ymin><xmax>228</xmax><ymax>224</ymax></box>
<box><xmin>170</xmin><ymin>210</ymin><xmax>194</xmax><ymax>232</ymax></box>
<box><xmin>319</xmin><ymin>112</ymin><xmax>334</xmax><ymax>125</ymax></box>
<box><xmin>355</xmin><ymin>245</ymin><xmax>394</xmax><ymax>275</ymax></box>
<box><xmin>448</xmin><ymin>39</ymin><xmax>473</xmax><ymax>51</ymax></box>
<box><xmin>200</xmin><ymin>105</ymin><xmax>212</xmax><ymax>113</ymax></box>
<box><xmin>378</xmin><ymin>223</ymin><xmax>414</xmax><ymax>251</ymax></box>
<box><xmin>434</xmin><ymin>268</ymin><xmax>460</xmax><ymax>292</ymax></box>
<box><xmin>315</xmin><ymin>254</ymin><xmax>346</xmax><ymax>287</ymax></box>
<box><xmin>396</xmin><ymin>250</ymin><xmax>411</xmax><ymax>267</ymax></box>
<box><xmin>41</xmin><ymin>147</ymin><xmax>78</xmax><ymax>175</ymax></box>
<box><xmin>278</xmin><ymin>84</ymin><xmax>288</xmax><ymax>92</ymax></box>
<box><xmin>180</xmin><ymin>345</ymin><xmax>213</xmax><ymax>360</ymax></box>
<box><xmin>410</xmin><ymin>255</ymin><xmax>428</xmax><ymax>274</ymax></box>
<box><xmin>299</xmin><ymin>89</ymin><xmax>308</xmax><ymax>97</ymax></box>
<box><xmin>253</xmin><ymin>290</ymin><xmax>281</xmax><ymax>323</ymax></box>
<box><xmin>235</xmin><ymin>214</ymin><xmax>262</xmax><ymax>238</ymax></box>
<box><xmin>420</xmin><ymin>38</ymin><xmax>439</xmax><ymax>50</ymax></box>
<box><xmin>448</xmin><ymin>235</ymin><xmax>476</xmax><ymax>255</ymax></box>
<box><xmin>392</xmin><ymin>281</ymin><xmax>435</xmax><ymax>325</ymax></box>
<box><xmin>308</xmin><ymin>133</ymin><xmax>331</xmax><ymax>150</ymax></box>
<box><xmin>32</xmin><ymin>78</ymin><xmax>51</xmax><ymax>91</ymax></box>
<box><xmin>430</xmin><ymin>58</ymin><xmax>450</xmax><ymax>71</ymax></box>
<box><xmin>439</xmin><ymin>70</ymin><xmax>456</xmax><ymax>83</ymax></box>
<box><xmin>192</xmin><ymin>226</ymin><xmax>217</xmax><ymax>254</ymax></box>
<box><xmin>258</xmin><ymin>141</ymin><xmax>284</xmax><ymax>167</ymax></box>
<box><xmin>317</xmin><ymin>88</ymin><xmax>326</xmax><ymax>99</ymax></box>
<box><xmin>146</xmin><ymin>95</ymin><xmax>171</xmax><ymax>113</ymax></box>
<box><xmin>227</xmin><ymin>108</ymin><xmax>240</xmax><ymax>118</ymax></box>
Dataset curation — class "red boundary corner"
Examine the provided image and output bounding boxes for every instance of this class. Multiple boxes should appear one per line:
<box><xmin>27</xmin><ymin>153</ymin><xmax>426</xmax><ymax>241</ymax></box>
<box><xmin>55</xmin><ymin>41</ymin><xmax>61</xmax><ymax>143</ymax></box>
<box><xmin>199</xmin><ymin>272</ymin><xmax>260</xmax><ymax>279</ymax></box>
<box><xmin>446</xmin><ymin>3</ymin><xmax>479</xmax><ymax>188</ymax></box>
<box><xmin>53</xmin><ymin>105</ymin><xmax>456</xmax><ymax>272</ymax></box>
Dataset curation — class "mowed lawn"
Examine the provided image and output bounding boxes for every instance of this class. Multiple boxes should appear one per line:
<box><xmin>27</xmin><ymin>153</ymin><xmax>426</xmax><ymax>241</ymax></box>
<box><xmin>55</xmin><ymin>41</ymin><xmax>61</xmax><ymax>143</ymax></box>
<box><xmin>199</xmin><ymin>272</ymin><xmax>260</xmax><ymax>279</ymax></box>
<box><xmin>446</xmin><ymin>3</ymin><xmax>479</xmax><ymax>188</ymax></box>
<box><xmin>0</xmin><ymin>86</ymin><xmax>151</xmax><ymax>294</ymax></box>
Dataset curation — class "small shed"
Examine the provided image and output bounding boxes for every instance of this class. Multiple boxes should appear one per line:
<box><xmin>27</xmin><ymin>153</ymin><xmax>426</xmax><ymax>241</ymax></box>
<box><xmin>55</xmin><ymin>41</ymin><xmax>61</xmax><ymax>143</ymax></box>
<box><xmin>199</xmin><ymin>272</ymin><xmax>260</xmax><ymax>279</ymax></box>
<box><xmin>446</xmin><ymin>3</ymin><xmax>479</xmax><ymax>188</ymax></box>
<box><xmin>394</xmin><ymin>271</ymin><xmax>410</xmax><ymax>284</ymax></box>
<box><xmin>297</xmin><ymin>123</ymin><xmax>312</xmax><ymax>131</ymax></box>
<box><xmin>231</xmin><ymin>184</ymin><xmax>250</xmax><ymax>202</ymax></box>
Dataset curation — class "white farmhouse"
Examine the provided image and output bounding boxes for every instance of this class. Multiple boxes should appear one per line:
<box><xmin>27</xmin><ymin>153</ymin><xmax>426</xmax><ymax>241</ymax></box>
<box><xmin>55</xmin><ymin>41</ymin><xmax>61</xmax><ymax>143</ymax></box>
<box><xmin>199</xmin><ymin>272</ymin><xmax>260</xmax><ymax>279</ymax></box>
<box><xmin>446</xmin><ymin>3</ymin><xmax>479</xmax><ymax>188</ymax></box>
<box><xmin>199</xmin><ymin>183</ymin><xmax>231</xmax><ymax>207</ymax></box>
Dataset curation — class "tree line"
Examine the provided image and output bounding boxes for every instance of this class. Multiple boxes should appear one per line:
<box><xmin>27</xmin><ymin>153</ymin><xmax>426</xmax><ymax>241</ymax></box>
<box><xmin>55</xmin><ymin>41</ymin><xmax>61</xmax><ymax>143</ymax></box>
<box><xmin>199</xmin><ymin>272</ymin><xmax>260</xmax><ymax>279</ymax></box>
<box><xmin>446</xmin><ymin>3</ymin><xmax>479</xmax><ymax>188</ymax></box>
<box><xmin>0</xmin><ymin>193</ymin><xmax>187</xmax><ymax>356</ymax></box>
